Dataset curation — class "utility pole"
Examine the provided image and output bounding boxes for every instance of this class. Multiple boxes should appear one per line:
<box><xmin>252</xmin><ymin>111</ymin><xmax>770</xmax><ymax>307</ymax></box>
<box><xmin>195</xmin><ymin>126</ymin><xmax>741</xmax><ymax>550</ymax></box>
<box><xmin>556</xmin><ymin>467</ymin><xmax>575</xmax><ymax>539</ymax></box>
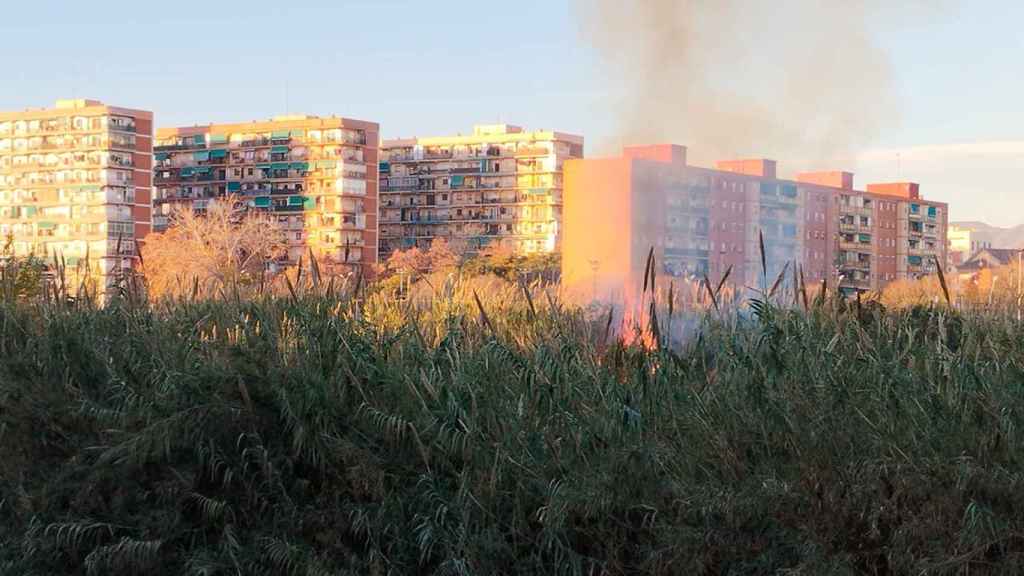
<box><xmin>1018</xmin><ymin>250</ymin><xmax>1022</xmax><ymax>321</ymax></box>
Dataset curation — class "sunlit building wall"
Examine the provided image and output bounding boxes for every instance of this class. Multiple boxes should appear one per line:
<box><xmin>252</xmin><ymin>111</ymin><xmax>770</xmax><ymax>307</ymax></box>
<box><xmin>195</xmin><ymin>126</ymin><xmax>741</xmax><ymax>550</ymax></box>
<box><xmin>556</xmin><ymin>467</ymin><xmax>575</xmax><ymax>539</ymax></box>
<box><xmin>378</xmin><ymin>124</ymin><xmax>583</xmax><ymax>258</ymax></box>
<box><xmin>0</xmin><ymin>99</ymin><xmax>153</xmax><ymax>291</ymax></box>
<box><xmin>154</xmin><ymin>116</ymin><xmax>379</xmax><ymax>273</ymax></box>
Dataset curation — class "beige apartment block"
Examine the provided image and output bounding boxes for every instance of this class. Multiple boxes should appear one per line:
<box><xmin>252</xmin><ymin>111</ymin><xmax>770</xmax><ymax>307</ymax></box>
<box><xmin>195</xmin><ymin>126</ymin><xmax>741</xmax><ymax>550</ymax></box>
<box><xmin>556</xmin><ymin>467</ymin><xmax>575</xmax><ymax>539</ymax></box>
<box><xmin>155</xmin><ymin>116</ymin><xmax>379</xmax><ymax>274</ymax></box>
<box><xmin>0</xmin><ymin>99</ymin><xmax>153</xmax><ymax>292</ymax></box>
<box><xmin>378</xmin><ymin>124</ymin><xmax>583</xmax><ymax>258</ymax></box>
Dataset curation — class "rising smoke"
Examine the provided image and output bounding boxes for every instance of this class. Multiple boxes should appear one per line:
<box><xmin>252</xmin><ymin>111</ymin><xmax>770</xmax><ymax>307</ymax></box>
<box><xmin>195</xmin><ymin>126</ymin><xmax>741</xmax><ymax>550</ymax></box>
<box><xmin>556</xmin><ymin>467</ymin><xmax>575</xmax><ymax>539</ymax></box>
<box><xmin>576</xmin><ymin>1</ymin><xmax>932</xmax><ymax>171</ymax></box>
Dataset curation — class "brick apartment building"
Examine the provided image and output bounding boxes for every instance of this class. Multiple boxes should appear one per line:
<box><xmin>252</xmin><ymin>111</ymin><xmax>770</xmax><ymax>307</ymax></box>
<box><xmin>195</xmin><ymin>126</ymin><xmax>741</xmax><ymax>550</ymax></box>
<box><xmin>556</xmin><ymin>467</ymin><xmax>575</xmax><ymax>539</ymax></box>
<box><xmin>562</xmin><ymin>144</ymin><xmax>948</xmax><ymax>301</ymax></box>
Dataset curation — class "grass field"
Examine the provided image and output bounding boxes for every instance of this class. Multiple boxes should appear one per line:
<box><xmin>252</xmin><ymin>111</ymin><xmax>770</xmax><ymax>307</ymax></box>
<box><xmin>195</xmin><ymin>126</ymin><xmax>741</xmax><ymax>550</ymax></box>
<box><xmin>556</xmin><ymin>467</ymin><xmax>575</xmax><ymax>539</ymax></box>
<box><xmin>3</xmin><ymin>274</ymin><xmax>1024</xmax><ymax>575</ymax></box>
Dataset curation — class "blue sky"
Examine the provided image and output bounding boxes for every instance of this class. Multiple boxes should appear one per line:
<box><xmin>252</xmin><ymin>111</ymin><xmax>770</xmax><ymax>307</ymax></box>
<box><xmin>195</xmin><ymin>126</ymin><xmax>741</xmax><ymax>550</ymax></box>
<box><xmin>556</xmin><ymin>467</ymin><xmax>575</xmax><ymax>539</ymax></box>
<box><xmin>2</xmin><ymin>0</ymin><xmax>1021</xmax><ymax>225</ymax></box>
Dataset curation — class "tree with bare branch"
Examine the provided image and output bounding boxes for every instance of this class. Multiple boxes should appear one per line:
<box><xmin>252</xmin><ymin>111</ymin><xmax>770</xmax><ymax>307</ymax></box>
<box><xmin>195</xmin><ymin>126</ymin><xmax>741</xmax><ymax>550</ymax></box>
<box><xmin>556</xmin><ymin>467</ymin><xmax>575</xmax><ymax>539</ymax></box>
<box><xmin>141</xmin><ymin>197</ymin><xmax>286</xmax><ymax>300</ymax></box>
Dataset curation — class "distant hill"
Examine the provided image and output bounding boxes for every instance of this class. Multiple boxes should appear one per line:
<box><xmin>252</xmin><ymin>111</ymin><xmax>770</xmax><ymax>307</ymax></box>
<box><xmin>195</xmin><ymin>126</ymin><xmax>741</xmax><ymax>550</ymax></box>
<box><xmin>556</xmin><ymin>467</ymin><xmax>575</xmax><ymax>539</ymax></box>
<box><xmin>950</xmin><ymin>221</ymin><xmax>1024</xmax><ymax>249</ymax></box>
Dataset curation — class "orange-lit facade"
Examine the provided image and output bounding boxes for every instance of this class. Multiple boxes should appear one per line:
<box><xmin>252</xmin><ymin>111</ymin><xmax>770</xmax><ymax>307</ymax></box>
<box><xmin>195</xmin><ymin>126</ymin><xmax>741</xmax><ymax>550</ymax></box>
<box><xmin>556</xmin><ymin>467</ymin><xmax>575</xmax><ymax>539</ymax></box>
<box><xmin>0</xmin><ymin>99</ymin><xmax>153</xmax><ymax>290</ymax></box>
<box><xmin>562</xmin><ymin>145</ymin><xmax>948</xmax><ymax>301</ymax></box>
<box><xmin>378</xmin><ymin>124</ymin><xmax>583</xmax><ymax>257</ymax></box>
<box><xmin>154</xmin><ymin>116</ymin><xmax>379</xmax><ymax>273</ymax></box>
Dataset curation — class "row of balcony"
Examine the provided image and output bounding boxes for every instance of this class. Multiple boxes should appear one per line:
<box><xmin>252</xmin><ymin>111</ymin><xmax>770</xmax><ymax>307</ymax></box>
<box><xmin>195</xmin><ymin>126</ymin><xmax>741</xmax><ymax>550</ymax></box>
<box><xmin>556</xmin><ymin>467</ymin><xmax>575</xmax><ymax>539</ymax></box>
<box><xmin>0</xmin><ymin>123</ymin><xmax>136</xmax><ymax>137</ymax></box>
<box><xmin>385</xmin><ymin>146</ymin><xmax>553</xmax><ymax>163</ymax></box>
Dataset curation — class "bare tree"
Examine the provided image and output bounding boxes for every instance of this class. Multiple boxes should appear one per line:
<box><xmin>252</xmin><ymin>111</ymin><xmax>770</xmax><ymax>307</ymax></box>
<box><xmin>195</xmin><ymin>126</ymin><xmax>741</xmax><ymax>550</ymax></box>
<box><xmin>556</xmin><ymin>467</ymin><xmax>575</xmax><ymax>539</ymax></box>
<box><xmin>141</xmin><ymin>197</ymin><xmax>286</xmax><ymax>300</ymax></box>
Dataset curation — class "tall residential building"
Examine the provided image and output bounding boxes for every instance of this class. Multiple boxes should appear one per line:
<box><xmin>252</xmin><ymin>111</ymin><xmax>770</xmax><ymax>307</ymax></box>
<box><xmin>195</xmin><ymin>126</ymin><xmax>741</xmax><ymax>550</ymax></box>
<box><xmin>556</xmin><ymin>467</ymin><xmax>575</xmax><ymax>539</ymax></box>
<box><xmin>378</xmin><ymin>124</ymin><xmax>584</xmax><ymax>258</ymax></box>
<box><xmin>0</xmin><ymin>99</ymin><xmax>153</xmax><ymax>290</ymax></box>
<box><xmin>562</xmin><ymin>144</ymin><xmax>948</xmax><ymax>302</ymax></box>
<box><xmin>154</xmin><ymin>116</ymin><xmax>379</xmax><ymax>273</ymax></box>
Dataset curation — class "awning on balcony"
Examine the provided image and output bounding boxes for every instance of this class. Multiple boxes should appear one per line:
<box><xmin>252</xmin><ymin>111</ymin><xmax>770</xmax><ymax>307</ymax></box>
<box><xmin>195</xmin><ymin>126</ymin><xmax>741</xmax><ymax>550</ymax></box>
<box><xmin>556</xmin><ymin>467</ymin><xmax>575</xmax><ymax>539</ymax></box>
<box><xmin>227</xmin><ymin>181</ymin><xmax>242</xmax><ymax>192</ymax></box>
<box><xmin>316</xmin><ymin>159</ymin><xmax>336</xmax><ymax>169</ymax></box>
<box><xmin>271</xmin><ymin>163</ymin><xmax>290</xmax><ymax>171</ymax></box>
<box><xmin>450</xmin><ymin>175</ymin><xmax>464</xmax><ymax>186</ymax></box>
<box><xmin>209</xmin><ymin>149</ymin><xmax>227</xmax><ymax>159</ymax></box>
<box><xmin>290</xmin><ymin>129</ymin><xmax>305</xmax><ymax>138</ymax></box>
<box><xmin>154</xmin><ymin>152</ymin><xmax>170</xmax><ymax>161</ymax></box>
<box><xmin>291</xmin><ymin>162</ymin><xmax>309</xmax><ymax>171</ymax></box>
<box><xmin>257</xmin><ymin>164</ymin><xmax>272</xmax><ymax>171</ymax></box>
<box><xmin>209</xmin><ymin>134</ymin><xmax>228</xmax><ymax>144</ymax></box>
<box><xmin>193</xmin><ymin>151</ymin><xmax>210</xmax><ymax>161</ymax></box>
<box><xmin>303</xmin><ymin>196</ymin><xmax>316</xmax><ymax>209</ymax></box>
<box><xmin>192</xmin><ymin>134</ymin><xmax>206</xmax><ymax>146</ymax></box>
<box><xmin>379</xmin><ymin>161</ymin><xmax>390</xmax><ymax>172</ymax></box>
<box><xmin>271</xmin><ymin>145</ymin><xmax>289</xmax><ymax>154</ymax></box>
<box><xmin>271</xmin><ymin>130</ymin><xmax>291</xmax><ymax>139</ymax></box>
<box><xmin>36</xmin><ymin>221</ymin><xmax>56</xmax><ymax>230</ymax></box>
<box><xmin>195</xmin><ymin>167</ymin><xmax>212</xmax><ymax>174</ymax></box>
<box><xmin>180</xmin><ymin>167</ymin><xmax>195</xmax><ymax>177</ymax></box>
<box><xmin>287</xmin><ymin>195</ymin><xmax>304</xmax><ymax>206</ymax></box>
<box><xmin>252</xmin><ymin>196</ymin><xmax>271</xmax><ymax>208</ymax></box>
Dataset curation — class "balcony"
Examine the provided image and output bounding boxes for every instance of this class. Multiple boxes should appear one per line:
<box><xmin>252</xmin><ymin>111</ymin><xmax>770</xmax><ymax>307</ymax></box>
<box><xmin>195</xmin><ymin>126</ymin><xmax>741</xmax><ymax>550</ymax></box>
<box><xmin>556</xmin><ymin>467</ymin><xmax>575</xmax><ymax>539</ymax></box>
<box><xmin>839</xmin><ymin>277</ymin><xmax>871</xmax><ymax>289</ymax></box>
<box><xmin>515</xmin><ymin>146</ymin><xmax>551</xmax><ymax>156</ymax></box>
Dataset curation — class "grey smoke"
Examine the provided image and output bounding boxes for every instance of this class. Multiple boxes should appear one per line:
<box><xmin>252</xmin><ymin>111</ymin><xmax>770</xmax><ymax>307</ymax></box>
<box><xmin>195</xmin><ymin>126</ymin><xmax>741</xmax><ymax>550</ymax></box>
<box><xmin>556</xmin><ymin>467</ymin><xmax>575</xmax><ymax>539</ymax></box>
<box><xmin>576</xmin><ymin>1</ymin><xmax>937</xmax><ymax>171</ymax></box>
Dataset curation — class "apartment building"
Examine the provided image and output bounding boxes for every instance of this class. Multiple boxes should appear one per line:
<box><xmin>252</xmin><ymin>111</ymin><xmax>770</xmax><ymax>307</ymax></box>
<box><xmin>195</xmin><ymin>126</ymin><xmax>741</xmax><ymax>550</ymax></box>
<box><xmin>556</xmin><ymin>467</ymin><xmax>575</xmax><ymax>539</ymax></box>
<box><xmin>562</xmin><ymin>144</ymin><xmax>948</xmax><ymax>301</ymax></box>
<box><xmin>154</xmin><ymin>115</ymin><xmax>379</xmax><ymax>273</ymax></box>
<box><xmin>0</xmin><ymin>99</ymin><xmax>153</xmax><ymax>291</ymax></box>
<box><xmin>378</xmin><ymin>124</ymin><xmax>583</xmax><ymax>258</ymax></box>
<box><xmin>864</xmin><ymin>182</ymin><xmax>947</xmax><ymax>288</ymax></box>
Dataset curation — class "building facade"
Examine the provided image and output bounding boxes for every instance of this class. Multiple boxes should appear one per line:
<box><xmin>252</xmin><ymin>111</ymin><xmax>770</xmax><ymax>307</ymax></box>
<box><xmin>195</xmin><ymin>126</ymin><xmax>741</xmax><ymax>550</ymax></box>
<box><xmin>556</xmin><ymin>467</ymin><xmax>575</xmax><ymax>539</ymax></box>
<box><xmin>948</xmin><ymin>224</ymin><xmax>991</xmax><ymax>267</ymax></box>
<box><xmin>154</xmin><ymin>116</ymin><xmax>379</xmax><ymax>273</ymax></box>
<box><xmin>378</xmin><ymin>124</ymin><xmax>583</xmax><ymax>258</ymax></box>
<box><xmin>562</xmin><ymin>144</ymin><xmax>948</xmax><ymax>302</ymax></box>
<box><xmin>0</xmin><ymin>99</ymin><xmax>153</xmax><ymax>291</ymax></box>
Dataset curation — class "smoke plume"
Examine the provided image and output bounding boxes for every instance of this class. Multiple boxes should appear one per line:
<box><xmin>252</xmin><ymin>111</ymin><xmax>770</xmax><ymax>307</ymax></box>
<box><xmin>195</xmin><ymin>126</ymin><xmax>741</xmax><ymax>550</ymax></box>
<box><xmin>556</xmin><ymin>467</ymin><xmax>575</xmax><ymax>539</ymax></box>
<box><xmin>577</xmin><ymin>1</ymin><xmax>924</xmax><ymax>170</ymax></box>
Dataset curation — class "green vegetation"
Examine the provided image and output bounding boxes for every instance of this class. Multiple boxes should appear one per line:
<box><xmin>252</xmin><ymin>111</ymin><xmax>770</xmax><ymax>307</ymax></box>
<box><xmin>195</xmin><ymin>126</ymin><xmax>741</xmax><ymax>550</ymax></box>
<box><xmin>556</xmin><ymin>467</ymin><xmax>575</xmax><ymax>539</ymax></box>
<box><xmin>3</xmin><ymin>275</ymin><xmax>1024</xmax><ymax>575</ymax></box>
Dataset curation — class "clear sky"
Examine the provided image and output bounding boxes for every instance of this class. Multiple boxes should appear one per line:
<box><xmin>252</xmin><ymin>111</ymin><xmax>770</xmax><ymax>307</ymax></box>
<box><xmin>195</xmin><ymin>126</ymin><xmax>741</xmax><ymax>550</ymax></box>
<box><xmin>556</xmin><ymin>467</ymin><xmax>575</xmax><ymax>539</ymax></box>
<box><xmin>2</xmin><ymin>0</ymin><xmax>1021</xmax><ymax>225</ymax></box>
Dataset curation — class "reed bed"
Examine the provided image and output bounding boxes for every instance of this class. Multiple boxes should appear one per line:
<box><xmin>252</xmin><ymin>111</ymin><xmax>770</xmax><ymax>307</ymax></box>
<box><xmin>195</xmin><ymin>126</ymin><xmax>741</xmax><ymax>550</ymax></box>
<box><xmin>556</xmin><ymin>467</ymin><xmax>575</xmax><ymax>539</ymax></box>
<box><xmin>2</xmin><ymin>259</ymin><xmax>1024</xmax><ymax>575</ymax></box>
